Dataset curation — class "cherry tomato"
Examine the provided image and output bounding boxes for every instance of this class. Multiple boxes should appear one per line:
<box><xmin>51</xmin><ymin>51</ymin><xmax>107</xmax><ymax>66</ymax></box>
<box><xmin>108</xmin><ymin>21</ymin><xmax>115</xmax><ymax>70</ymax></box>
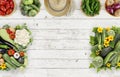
<box><xmin>9</xmin><ymin>1</ymin><xmax>14</xmax><ymax>9</ymax></box>
<box><xmin>6</xmin><ymin>8</ymin><xmax>13</xmax><ymax>15</ymax></box>
<box><xmin>19</xmin><ymin>51</ymin><xmax>25</xmax><ymax>57</ymax></box>
<box><xmin>0</xmin><ymin>6</ymin><xmax>6</xmax><ymax>12</ymax></box>
<box><xmin>8</xmin><ymin>49</ymin><xmax>15</xmax><ymax>56</ymax></box>
<box><xmin>0</xmin><ymin>10</ymin><xmax>5</xmax><ymax>16</ymax></box>
<box><xmin>0</xmin><ymin>0</ymin><xmax>6</xmax><ymax>6</ymax></box>
<box><xmin>9</xmin><ymin>32</ymin><xmax>15</xmax><ymax>40</ymax></box>
<box><xmin>5</xmin><ymin>2</ymin><xmax>10</xmax><ymax>10</ymax></box>
<box><xmin>6</xmin><ymin>28</ymin><xmax>12</xmax><ymax>34</ymax></box>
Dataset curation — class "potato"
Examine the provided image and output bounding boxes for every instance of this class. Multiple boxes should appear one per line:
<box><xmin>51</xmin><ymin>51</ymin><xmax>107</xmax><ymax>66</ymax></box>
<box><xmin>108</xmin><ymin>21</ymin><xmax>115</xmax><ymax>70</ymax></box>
<box><xmin>0</xmin><ymin>58</ymin><xmax>4</xmax><ymax>65</ymax></box>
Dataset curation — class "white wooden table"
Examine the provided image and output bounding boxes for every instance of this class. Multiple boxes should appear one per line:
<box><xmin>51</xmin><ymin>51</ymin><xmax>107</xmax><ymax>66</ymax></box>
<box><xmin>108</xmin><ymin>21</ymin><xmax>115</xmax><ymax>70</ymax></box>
<box><xmin>0</xmin><ymin>0</ymin><xmax>120</xmax><ymax>77</ymax></box>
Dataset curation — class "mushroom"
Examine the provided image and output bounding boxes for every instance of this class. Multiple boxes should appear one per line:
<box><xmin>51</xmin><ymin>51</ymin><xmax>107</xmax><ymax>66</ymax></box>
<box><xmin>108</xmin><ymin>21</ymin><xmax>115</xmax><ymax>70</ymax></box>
<box><xmin>106</xmin><ymin>0</ymin><xmax>115</xmax><ymax>6</ymax></box>
<box><xmin>114</xmin><ymin>9</ymin><xmax>120</xmax><ymax>16</ymax></box>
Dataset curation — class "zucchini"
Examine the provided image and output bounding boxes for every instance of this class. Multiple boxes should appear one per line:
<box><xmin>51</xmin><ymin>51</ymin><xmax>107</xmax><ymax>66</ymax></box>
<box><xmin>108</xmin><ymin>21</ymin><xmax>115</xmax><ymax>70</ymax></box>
<box><xmin>115</xmin><ymin>41</ymin><xmax>120</xmax><ymax>52</ymax></box>
<box><xmin>104</xmin><ymin>51</ymin><xmax>117</xmax><ymax>65</ymax></box>
<box><xmin>114</xmin><ymin>34</ymin><xmax>120</xmax><ymax>45</ymax></box>
<box><xmin>101</xmin><ymin>29</ymin><xmax>106</xmax><ymax>45</ymax></box>
<box><xmin>92</xmin><ymin>56</ymin><xmax>103</xmax><ymax>68</ymax></box>
<box><xmin>100</xmin><ymin>47</ymin><xmax>113</xmax><ymax>58</ymax></box>
<box><xmin>3</xmin><ymin>54</ymin><xmax>17</xmax><ymax>69</ymax></box>
<box><xmin>10</xmin><ymin>57</ymin><xmax>22</xmax><ymax>67</ymax></box>
<box><xmin>5</xmin><ymin>62</ymin><xmax>16</xmax><ymax>69</ymax></box>
<box><xmin>111</xmin><ymin>56</ymin><xmax>118</xmax><ymax>66</ymax></box>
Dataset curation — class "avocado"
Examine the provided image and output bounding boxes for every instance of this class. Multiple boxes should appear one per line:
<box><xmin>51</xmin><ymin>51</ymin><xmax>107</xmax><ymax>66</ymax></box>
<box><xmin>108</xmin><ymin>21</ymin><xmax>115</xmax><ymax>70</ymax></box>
<box><xmin>0</xmin><ymin>29</ymin><xmax>14</xmax><ymax>45</ymax></box>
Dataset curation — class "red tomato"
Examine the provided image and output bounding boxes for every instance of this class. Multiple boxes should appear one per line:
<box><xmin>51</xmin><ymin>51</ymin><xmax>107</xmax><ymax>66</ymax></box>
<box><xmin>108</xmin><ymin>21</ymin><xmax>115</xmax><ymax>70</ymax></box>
<box><xmin>6</xmin><ymin>8</ymin><xmax>13</xmax><ymax>15</ymax></box>
<box><xmin>0</xmin><ymin>10</ymin><xmax>5</xmax><ymax>16</ymax></box>
<box><xmin>0</xmin><ymin>6</ymin><xmax>6</xmax><ymax>12</ymax></box>
<box><xmin>9</xmin><ymin>1</ymin><xmax>14</xmax><ymax>9</ymax></box>
<box><xmin>0</xmin><ymin>0</ymin><xmax>6</xmax><ymax>6</ymax></box>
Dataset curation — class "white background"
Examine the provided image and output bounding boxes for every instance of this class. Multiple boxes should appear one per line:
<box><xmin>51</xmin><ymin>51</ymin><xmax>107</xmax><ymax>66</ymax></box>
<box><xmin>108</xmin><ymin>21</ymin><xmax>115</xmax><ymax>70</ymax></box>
<box><xmin>0</xmin><ymin>0</ymin><xmax>120</xmax><ymax>77</ymax></box>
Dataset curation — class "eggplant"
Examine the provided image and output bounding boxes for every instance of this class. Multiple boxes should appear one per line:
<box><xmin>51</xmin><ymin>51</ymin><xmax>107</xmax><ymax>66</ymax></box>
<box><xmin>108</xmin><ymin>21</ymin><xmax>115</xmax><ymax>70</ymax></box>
<box><xmin>0</xmin><ymin>37</ymin><xmax>16</xmax><ymax>49</ymax></box>
<box><xmin>0</xmin><ymin>49</ymin><xmax>7</xmax><ymax>54</ymax></box>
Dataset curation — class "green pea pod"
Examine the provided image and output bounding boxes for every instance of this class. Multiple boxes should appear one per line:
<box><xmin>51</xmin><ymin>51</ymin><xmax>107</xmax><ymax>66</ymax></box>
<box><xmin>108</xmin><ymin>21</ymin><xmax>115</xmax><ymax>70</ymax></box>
<box><xmin>30</xmin><ymin>4</ymin><xmax>40</xmax><ymax>12</ymax></box>
<box><xmin>23</xmin><ymin>5</ymin><xmax>32</xmax><ymax>11</ymax></box>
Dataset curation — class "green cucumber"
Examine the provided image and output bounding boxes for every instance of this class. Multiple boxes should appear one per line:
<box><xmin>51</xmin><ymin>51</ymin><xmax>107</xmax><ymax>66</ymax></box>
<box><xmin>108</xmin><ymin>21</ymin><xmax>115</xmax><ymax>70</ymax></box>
<box><xmin>98</xmin><ymin>34</ymin><xmax>102</xmax><ymax>50</ymax></box>
<box><xmin>10</xmin><ymin>57</ymin><xmax>22</xmax><ymax>67</ymax></box>
<box><xmin>115</xmin><ymin>41</ymin><xmax>120</xmax><ymax>52</ymax></box>
<box><xmin>101</xmin><ymin>29</ymin><xmax>106</xmax><ymax>45</ymax></box>
<box><xmin>104</xmin><ymin>51</ymin><xmax>116</xmax><ymax>65</ymax></box>
<box><xmin>114</xmin><ymin>34</ymin><xmax>120</xmax><ymax>45</ymax></box>
<box><xmin>111</xmin><ymin>56</ymin><xmax>118</xmax><ymax>66</ymax></box>
<box><xmin>5</xmin><ymin>62</ymin><xmax>16</xmax><ymax>69</ymax></box>
<box><xmin>23</xmin><ymin>53</ymin><xmax>28</xmax><ymax>67</ymax></box>
<box><xmin>3</xmin><ymin>54</ymin><xmax>17</xmax><ymax>69</ymax></box>
<box><xmin>117</xmin><ymin>55</ymin><xmax>120</xmax><ymax>63</ymax></box>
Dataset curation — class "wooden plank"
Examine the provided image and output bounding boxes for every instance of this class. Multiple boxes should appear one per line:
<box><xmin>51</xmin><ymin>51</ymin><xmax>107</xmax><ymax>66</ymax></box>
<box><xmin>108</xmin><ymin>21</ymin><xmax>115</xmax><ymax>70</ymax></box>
<box><xmin>0</xmin><ymin>20</ymin><xmax>119</xmax><ymax>29</ymax></box>
<box><xmin>28</xmin><ymin>50</ymin><xmax>90</xmax><ymax>59</ymax></box>
<box><xmin>32</xmin><ymin>29</ymin><xmax>90</xmax><ymax>40</ymax></box>
<box><xmin>29</xmin><ymin>39</ymin><xmax>90</xmax><ymax>50</ymax></box>
<box><xmin>28</xmin><ymin>59</ymin><xmax>90</xmax><ymax>69</ymax></box>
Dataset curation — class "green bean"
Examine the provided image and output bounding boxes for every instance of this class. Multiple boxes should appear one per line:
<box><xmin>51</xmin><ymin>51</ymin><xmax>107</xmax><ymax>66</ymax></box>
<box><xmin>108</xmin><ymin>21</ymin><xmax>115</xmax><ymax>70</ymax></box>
<box><xmin>91</xmin><ymin>1</ymin><xmax>95</xmax><ymax>11</ymax></box>
<box><xmin>81</xmin><ymin>0</ymin><xmax>100</xmax><ymax>16</ymax></box>
<box><xmin>86</xmin><ymin>0</ymin><xmax>93</xmax><ymax>13</ymax></box>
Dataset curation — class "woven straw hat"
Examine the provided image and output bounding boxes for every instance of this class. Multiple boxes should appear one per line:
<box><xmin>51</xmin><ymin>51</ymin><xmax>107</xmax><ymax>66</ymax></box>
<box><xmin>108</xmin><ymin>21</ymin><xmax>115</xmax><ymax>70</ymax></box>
<box><xmin>44</xmin><ymin>0</ymin><xmax>71</xmax><ymax>16</ymax></box>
